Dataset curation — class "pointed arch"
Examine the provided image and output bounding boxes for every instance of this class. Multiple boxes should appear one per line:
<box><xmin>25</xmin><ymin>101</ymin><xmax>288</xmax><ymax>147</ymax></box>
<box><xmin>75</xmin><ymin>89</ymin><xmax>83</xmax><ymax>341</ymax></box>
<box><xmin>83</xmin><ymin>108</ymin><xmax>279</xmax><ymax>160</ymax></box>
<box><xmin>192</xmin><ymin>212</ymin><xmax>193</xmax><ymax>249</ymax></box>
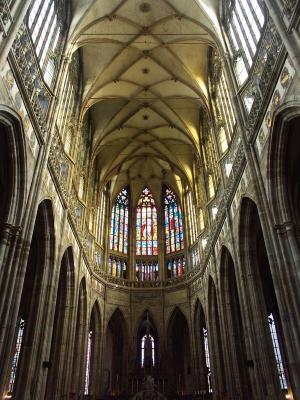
<box><xmin>219</xmin><ymin>246</ymin><xmax>251</xmax><ymax>399</ymax></box>
<box><xmin>0</xmin><ymin>107</ymin><xmax>27</xmax><ymax>228</ymax></box>
<box><xmin>45</xmin><ymin>246</ymin><xmax>75</xmax><ymax>399</ymax></box>
<box><xmin>103</xmin><ymin>308</ymin><xmax>128</xmax><ymax>396</ymax></box>
<box><xmin>193</xmin><ymin>299</ymin><xmax>212</xmax><ymax>394</ymax></box>
<box><xmin>163</xmin><ymin>186</ymin><xmax>184</xmax><ymax>254</ymax></box>
<box><xmin>136</xmin><ymin>187</ymin><xmax>158</xmax><ymax>256</ymax></box>
<box><xmin>109</xmin><ymin>187</ymin><xmax>129</xmax><ymax>254</ymax></box>
<box><xmin>267</xmin><ymin>105</ymin><xmax>300</xmax><ymax>224</ymax></box>
<box><xmin>238</xmin><ymin>197</ymin><xmax>289</xmax><ymax>395</ymax></box>
<box><xmin>167</xmin><ymin>307</ymin><xmax>191</xmax><ymax>395</ymax></box>
<box><xmin>207</xmin><ymin>276</ymin><xmax>227</xmax><ymax>398</ymax></box>
<box><xmin>71</xmin><ymin>277</ymin><xmax>88</xmax><ymax>395</ymax></box>
<box><xmin>84</xmin><ymin>300</ymin><xmax>102</xmax><ymax>397</ymax></box>
<box><xmin>6</xmin><ymin>199</ymin><xmax>55</xmax><ymax>398</ymax></box>
<box><xmin>136</xmin><ymin>309</ymin><xmax>158</xmax><ymax>370</ymax></box>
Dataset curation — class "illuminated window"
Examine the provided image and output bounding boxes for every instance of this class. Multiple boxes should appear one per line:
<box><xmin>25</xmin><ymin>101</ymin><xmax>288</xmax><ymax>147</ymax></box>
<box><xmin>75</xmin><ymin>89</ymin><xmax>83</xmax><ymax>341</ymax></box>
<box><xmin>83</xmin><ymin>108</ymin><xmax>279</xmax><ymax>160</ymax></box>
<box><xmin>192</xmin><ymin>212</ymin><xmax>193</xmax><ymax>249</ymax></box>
<box><xmin>208</xmin><ymin>175</ymin><xmax>215</xmax><ymax>199</ymax></box>
<box><xmin>110</xmin><ymin>188</ymin><xmax>129</xmax><ymax>254</ymax></box>
<box><xmin>28</xmin><ymin>0</ymin><xmax>63</xmax><ymax>86</ymax></box>
<box><xmin>164</xmin><ymin>187</ymin><xmax>184</xmax><ymax>254</ymax></box>
<box><xmin>186</xmin><ymin>191</ymin><xmax>197</xmax><ymax>244</ymax></box>
<box><xmin>141</xmin><ymin>334</ymin><xmax>155</xmax><ymax>367</ymax></box>
<box><xmin>109</xmin><ymin>257</ymin><xmax>127</xmax><ymax>279</ymax></box>
<box><xmin>167</xmin><ymin>256</ymin><xmax>185</xmax><ymax>278</ymax></box>
<box><xmin>136</xmin><ymin>188</ymin><xmax>158</xmax><ymax>256</ymax></box>
<box><xmin>136</xmin><ymin>261</ymin><xmax>159</xmax><ymax>281</ymax></box>
<box><xmin>84</xmin><ymin>330</ymin><xmax>92</xmax><ymax>395</ymax></box>
<box><xmin>199</xmin><ymin>209</ymin><xmax>205</xmax><ymax>231</ymax></box>
<box><xmin>99</xmin><ymin>189</ymin><xmax>107</xmax><ymax>245</ymax></box>
<box><xmin>268</xmin><ymin>313</ymin><xmax>288</xmax><ymax>389</ymax></box>
<box><xmin>226</xmin><ymin>0</ymin><xmax>265</xmax><ymax>85</ymax></box>
<box><xmin>203</xmin><ymin>328</ymin><xmax>212</xmax><ymax>393</ymax></box>
<box><xmin>215</xmin><ymin>72</ymin><xmax>236</xmax><ymax>150</ymax></box>
<box><xmin>8</xmin><ymin>318</ymin><xmax>25</xmax><ymax>394</ymax></box>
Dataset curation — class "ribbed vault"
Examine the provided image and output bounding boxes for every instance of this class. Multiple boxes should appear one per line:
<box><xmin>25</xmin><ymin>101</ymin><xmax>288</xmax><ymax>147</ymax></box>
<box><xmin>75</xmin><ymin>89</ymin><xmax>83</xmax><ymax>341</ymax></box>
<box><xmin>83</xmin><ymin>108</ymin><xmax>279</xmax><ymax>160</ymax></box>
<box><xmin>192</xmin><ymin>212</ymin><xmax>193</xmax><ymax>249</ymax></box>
<box><xmin>68</xmin><ymin>0</ymin><xmax>221</xmax><ymax>200</ymax></box>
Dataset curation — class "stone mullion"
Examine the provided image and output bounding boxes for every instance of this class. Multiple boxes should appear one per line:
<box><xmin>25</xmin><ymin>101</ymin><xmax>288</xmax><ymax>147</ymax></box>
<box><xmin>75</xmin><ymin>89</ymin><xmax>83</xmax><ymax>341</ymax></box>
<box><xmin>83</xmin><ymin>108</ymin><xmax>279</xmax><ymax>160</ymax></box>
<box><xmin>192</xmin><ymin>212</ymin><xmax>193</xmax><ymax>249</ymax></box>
<box><xmin>129</xmin><ymin>197</ymin><xmax>136</xmax><ymax>281</ymax></box>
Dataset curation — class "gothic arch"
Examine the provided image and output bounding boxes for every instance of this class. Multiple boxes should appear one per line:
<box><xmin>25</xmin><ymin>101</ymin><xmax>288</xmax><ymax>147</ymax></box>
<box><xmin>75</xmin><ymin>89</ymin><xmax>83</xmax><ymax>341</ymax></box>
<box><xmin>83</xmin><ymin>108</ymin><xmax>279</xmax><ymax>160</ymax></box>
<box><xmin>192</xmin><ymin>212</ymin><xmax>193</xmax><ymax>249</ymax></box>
<box><xmin>103</xmin><ymin>308</ymin><xmax>128</xmax><ymax>396</ymax></box>
<box><xmin>238</xmin><ymin>196</ymin><xmax>289</xmax><ymax>397</ymax></box>
<box><xmin>207</xmin><ymin>275</ymin><xmax>227</xmax><ymax>399</ymax></box>
<box><xmin>167</xmin><ymin>307</ymin><xmax>191</xmax><ymax>395</ymax></box>
<box><xmin>136</xmin><ymin>309</ymin><xmax>159</xmax><ymax>371</ymax></box>
<box><xmin>219</xmin><ymin>246</ymin><xmax>251</xmax><ymax>399</ymax></box>
<box><xmin>193</xmin><ymin>298</ymin><xmax>211</xmax><ymax>394</ymax></box>
<box><xmin>45</xmin><ymin>246</ymin><xmax>75</xmax><ymax>399</ymax></box>
<box><xmin>0</xmin><ymin>106</ymin><xmax>27</xmax><ymax>228</ymax></box>
<box><xmin>71</xmin><ymin>277</ymin><xmax>88</xmax><ymax>396</ymax></box>
<box><xmin>268</xmin><ymin>103</ymin><xmax>300</xmax><ymax>224</ymax></box>
<box><xmin>6</xmin><ymin>199</ymin><xmax>55</xmax><ymax>399</ymax></box>
<box><xmin>86</xmin><ymin>300</ymin><xmax>102</xmax><ymax>397</ymax></box>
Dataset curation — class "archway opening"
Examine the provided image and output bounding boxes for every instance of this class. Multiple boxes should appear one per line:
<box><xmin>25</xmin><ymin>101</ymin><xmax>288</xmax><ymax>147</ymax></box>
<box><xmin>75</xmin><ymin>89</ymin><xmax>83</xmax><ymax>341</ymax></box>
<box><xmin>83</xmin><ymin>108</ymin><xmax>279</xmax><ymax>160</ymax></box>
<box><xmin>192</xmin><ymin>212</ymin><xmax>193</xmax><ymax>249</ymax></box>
<box><xmin>168</xmin><ymin>308</ymin><xmax>191</xmax><ymax>395</ymax></box>
<box><xmin>103</xmin><ymin>309</ymin><xmax>128</xmax><ymax>396</ymax></box>
<box><xmin>45</xmin><ymin>247</ymin><xmax>75</xmax><ymax>399</ymax></box>
<box><xmin>239</xmin><ymin>198</ymin><xmax>289</xmax><ymax>394</ymax></box>
<box><xmin>6</xmin><ymin>200</ymin><xmax>55</xmax><ymax>398</ymax></box>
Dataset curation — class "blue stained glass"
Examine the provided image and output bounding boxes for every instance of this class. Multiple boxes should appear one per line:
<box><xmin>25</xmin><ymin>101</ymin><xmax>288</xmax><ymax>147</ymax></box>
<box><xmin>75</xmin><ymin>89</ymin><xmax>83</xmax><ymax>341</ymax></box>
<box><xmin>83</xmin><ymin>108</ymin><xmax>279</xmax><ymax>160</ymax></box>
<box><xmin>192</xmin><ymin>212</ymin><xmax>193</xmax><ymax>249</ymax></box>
<box><xmin>136</xmin><ymin>188</ymin><xmax>157</xmax><ymax>256</ymax></box>
<box><xmin>164</xmin><ymin>187</ymin><xmax>184</xmax><ymax>254</ymax></box>
<box><xmin>110</xmin><ymin>188</ymin><xmax>129</xmax><ymax>256</ymax></box>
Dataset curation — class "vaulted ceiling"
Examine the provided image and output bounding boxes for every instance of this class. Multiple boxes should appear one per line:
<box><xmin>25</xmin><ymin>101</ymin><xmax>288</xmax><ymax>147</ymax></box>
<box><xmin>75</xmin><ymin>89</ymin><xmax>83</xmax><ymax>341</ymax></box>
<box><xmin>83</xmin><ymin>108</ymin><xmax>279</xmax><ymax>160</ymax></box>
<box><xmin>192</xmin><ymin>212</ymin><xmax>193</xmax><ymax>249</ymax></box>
<box><xmin>68</xmin><ymin>0</ymin><xmax>221</xmax><ymax>201</ymax></box>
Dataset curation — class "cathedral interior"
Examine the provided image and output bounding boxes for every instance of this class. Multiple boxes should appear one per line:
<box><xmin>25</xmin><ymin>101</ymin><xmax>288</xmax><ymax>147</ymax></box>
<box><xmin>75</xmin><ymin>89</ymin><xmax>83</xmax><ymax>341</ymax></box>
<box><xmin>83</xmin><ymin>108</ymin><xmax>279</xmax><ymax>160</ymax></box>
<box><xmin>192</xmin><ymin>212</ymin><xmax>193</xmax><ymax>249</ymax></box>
<box><xmin>0</xmin><ymin>0</ymin><xmax>300</xmax><ymax>399</ymax></box>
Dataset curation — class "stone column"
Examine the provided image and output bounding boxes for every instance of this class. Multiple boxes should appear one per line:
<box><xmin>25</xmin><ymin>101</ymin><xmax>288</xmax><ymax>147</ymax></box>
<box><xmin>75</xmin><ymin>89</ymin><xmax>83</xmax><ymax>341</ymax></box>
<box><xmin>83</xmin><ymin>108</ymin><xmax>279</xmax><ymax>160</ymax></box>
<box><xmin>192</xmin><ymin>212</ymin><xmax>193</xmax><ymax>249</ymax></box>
<box><xmin>273</xmin><ymin>222</ymin><xmax>300</xmax><ymax>399</ymax></box>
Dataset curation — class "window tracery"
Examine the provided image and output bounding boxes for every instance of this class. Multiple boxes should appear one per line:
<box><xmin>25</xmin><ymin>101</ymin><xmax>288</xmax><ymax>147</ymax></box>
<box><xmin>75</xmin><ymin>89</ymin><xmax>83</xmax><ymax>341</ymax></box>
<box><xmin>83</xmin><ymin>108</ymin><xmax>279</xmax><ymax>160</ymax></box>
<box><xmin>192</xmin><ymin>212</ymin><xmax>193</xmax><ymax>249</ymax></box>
<box><xmin>28</xmin><ymin>0</ymin><xmax>65</xmax><ymax>86</ymax></box>
<box><xmin>110</xmin><ymin>188</ymin><xmax>129</xmax><ymax>255</ymax></box>
<box><xmin>226</xmin><ymin>0</ymin><xmax>265</xmax><ymax>85</ymax></box>
<box><xmin>136</xmin><ymin>188</ymin><xmax>158</xmax><ymax>256</ymax></box>
<box><xmin>164</xmin><ymin>187</ymin><xmax>184</xmax><ymax>254</ymax></box>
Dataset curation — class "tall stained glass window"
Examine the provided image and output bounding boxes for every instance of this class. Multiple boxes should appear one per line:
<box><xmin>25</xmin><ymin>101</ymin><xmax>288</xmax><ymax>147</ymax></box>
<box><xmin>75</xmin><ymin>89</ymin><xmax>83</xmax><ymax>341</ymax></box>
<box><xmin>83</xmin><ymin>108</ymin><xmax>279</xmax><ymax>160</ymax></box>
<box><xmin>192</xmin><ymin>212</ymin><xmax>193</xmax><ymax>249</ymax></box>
<box><xmin>84</xmin><ymin>330</ymin><xmax>93</xmax><ymax>395</ymax></box>
<box><xmin>203</xmin><ymin>328</ymin><xmax>212</xmax><ymax>393</ymax></box>
<box><xmin>136</xmin><ymin>188</ymin><xmax>158</xmax><ymax>256</ymax></box>
<box><xmin>8</xmin><ymin>318</ymin><xmax>25</xmax><ymax>394</ymax></box>
<box><xmin>164</xmin><ymin>188</ymin><xmax>184</xmax><ymax>254</ymax></box>
<box><xmin>268</xmin><ymin>313</ymin><xmax>288</xmax><ymax>389</ymax></box>
<box><xmin>110</xmin><ymin>188</ymin><xmax>129</xmax><ymax>254</ymax></box>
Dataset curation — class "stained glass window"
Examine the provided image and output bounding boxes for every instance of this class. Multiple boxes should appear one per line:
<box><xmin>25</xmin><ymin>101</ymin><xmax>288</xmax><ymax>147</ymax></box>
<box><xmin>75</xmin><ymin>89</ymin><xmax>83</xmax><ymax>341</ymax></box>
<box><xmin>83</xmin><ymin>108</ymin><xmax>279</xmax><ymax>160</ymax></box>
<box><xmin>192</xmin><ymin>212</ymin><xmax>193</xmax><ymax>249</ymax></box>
<box><xmin>226</xmin><ymin>0</ymin><xmax>265</xmax><ymax>85</ymax></box>
<box><xmin>28</xmin><ymin>0</ymin><xmax>63</xmax><ymax>86</ymax></box>
<box><xmin>84</xmin><ymin>330</ymin><xmax>92</xmax><ymax>395</ymax></box>
<box><xmin>109</xmin><ymin>256</ymin><xmax>127</xmax><ymax>279</ymax></box>
<box><xmin>186</xmin><ymin>191</ymin><xmax>197</xmax><ymax>244</ymax></box>
<box><xmin>164</xmin><ymin>188</ymin><xmax>184</xmax><ymax>254</ymax></box>
<box><xmin>136</xmin><ymin>261</ymin><xmax>159</xmax><ymax>281</ymax></box>
<box><xmin>167</xmin><ymin>256</ymin><xmax>185</xmax><ymax>278</ymax></box>
<box><xmin>8</xmin><ymin>318</ymin><xmax>25</xmax><ymax>394</ymax></box>
<box><xmin>268</xmin><ymin>313</ymin><xmax>288</xmax><ymax>389</ymax></box>
<box><xmin>136</xmin><ymin>188</ymin><xmax>158</xmax><ymax>256</ymax></box>
<box><xmin>110</xmin><ymin>188</ymin><xmax>129</xmax><ymax>254</ymax></box>
<box><xmin>203</xmin><ymin>328</ymin><xmax>212</xmax><ymax>393</ymax></box>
